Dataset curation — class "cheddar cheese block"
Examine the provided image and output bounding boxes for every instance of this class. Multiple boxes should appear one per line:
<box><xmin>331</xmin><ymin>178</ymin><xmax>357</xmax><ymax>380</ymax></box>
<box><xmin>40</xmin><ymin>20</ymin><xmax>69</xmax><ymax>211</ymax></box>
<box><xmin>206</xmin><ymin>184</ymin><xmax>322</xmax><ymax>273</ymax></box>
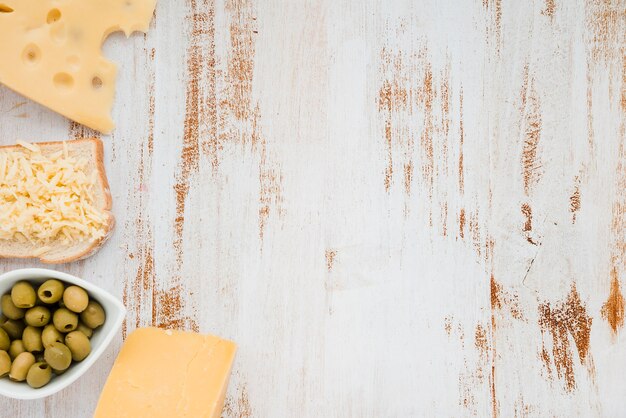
<box><xmin>0</xmin><ymin>138</ymin><xmax>115</xmax><ymax>263</ymax></box>
<box><xmin>94</xmin><ymin>328</ymin><xmax>237</xmax><ymax>418</ymax></box>
<box><xmin>0</xmin><ymin>0</ymin><xmax>157</xmax><ymax>133</ymax></box>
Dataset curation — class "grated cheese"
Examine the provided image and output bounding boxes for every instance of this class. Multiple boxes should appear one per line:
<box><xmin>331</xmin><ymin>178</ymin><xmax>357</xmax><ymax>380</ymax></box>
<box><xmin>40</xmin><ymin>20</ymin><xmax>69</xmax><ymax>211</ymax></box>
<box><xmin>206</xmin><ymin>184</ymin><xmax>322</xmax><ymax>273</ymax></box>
<box><xmin>0</xmin><ymin>142</ymin><xmax>107</xmax><ymax>247</ymax></box>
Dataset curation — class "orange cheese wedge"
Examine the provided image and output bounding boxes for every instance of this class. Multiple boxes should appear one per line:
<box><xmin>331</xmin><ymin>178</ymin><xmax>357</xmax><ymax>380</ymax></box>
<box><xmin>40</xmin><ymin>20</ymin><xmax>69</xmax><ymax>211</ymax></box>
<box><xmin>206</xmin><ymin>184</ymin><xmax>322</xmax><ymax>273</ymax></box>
<box><xmin>94</xmin><ymin>328</ymin><xmax>237</xmax><ymax>418</ymax></box>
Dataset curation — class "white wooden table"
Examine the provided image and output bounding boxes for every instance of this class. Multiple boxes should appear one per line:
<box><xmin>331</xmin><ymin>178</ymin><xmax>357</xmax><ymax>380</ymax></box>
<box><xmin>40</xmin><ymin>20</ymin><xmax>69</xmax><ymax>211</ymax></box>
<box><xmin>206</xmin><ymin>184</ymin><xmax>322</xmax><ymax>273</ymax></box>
<box><xmin>1</xmin><ymin>0</ymin><xmax>625</xmax><ymax>416</ymax></box>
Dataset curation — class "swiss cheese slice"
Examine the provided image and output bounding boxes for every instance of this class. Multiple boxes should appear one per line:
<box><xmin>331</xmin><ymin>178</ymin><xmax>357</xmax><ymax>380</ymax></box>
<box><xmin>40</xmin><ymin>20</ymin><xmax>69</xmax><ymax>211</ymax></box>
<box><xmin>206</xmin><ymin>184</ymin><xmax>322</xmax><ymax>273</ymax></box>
<box><xmin>94</xmin><ymin>328</ymin><xmax>237</xmax><ymax>418</ymax></box>
<box><xmin>0</xmin><ymin>0</ymin><xmax>156</xmax><ymax>133</ymax></box>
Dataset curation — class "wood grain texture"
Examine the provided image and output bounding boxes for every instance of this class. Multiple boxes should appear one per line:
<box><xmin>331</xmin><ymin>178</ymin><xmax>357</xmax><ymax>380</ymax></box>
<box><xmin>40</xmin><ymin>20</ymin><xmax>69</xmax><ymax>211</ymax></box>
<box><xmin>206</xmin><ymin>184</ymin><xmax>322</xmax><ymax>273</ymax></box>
<box><xmin>0</xmin><ymin>0</ymin><xmax>624</xmax><ymax>416</ymax></box>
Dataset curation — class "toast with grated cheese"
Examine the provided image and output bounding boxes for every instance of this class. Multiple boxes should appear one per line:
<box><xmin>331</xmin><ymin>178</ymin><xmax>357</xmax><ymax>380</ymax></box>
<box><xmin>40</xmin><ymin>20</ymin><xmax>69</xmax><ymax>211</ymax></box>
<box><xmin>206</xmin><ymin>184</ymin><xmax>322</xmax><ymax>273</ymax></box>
<box><xmin>0</xmin><ymin>138</ymin><xmax>114</xmax><ymax>263</ymax></box>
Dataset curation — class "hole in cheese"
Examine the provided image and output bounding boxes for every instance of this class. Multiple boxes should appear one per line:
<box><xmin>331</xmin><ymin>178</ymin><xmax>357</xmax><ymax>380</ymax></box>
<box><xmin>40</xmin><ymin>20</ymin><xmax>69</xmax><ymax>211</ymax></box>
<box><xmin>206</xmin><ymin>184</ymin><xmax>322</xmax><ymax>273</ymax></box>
<box><xmin>53</xmin><ymin>72</ymin><xmax>74</xmax><ymax>90</ymax></box>
<box><xmin>0</xmin><ymin>4</ymin><xmax>13</xmax><ymax>13</ymax></box>
<box><xmin>92</xmin><ymin>76</ymin><xmax>103</xmax><ymax>89</ymax></box>
<box><xmin>22</xmin><ymin>44</ymin><xmax>41</xmax><ymax>65</ymax></box>
<box><xmin>46</xmin><ymin>8</ymin><xmax>61</xmax><ymax>24</ymax></box>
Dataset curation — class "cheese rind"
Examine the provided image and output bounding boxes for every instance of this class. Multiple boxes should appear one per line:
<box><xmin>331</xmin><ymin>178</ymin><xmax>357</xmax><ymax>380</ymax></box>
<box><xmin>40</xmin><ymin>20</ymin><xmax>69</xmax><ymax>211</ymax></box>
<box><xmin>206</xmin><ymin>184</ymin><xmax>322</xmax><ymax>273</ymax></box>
<box><xmin>94</xmin><ymin>328</ymin><xmax>237</xmax><ymax>418</ymax></box>
<box><xmin>0</xmin><ymin>0</ymin><xmax>157</xmax><ymax>133</ymax></box>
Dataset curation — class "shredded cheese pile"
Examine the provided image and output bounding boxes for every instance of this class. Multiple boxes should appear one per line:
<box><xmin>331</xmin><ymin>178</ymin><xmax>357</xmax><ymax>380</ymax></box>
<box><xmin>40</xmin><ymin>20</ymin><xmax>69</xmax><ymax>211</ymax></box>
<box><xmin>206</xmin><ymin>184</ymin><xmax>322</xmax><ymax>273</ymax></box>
<box><xmin>0</xmin><ymin>141</ymin><xmax>107</xmax><ymax>249</ymax></box>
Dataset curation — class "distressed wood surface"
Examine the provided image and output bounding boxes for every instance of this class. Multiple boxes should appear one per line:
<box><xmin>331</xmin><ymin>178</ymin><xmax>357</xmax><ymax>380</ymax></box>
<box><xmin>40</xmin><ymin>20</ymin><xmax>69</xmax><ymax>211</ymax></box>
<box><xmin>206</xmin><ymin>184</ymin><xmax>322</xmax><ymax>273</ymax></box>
<box><xmin>0</xmin><ymin>0</ymin><xmax>625</xmax><ymax>416</ymax></box>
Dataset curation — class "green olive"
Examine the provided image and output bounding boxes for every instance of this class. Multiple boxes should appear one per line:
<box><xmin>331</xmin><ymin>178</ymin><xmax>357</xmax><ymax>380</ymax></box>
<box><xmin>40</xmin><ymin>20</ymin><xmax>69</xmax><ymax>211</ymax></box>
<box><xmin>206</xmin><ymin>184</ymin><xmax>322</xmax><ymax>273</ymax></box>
<box><xmin>37</xmin><ymin>279</ymin><xmax>64</xmax><ymax>304</ymax></box>
<box><xmin>23</xmin><ymin>326</ymin><xmax>43</xmax><ymax>352</ymax></box>
<box><xmin>44</xmin><ymin>342</ymin><xmax>72</xmax><ymax>371</ymax></box>
<box><xmin>0</xmin><ymin>328</ymin><xmax>9</xmax><ymax>351</ymax></box>
<box><xmin>64</xmin><ymin>331</ymin><xmax>91</xmax><ymax>361</ymax></box>
<box><xmin>26</xmin><ymin>362</ymin><xmax>52</xmax><ymax>389</ymax></box>
<box><xmin>0</xmin><ymin>350</ymin><xmax>10</xmax><ymax>377</ymax></box>
<box><xmin>80</xmin><ymin>300</ymin><xmax>105</xmax><ymax>329</ymax></box>
<box><xmin>24</xmin><ymin>306</ymin><xmax>51</xmax><ymax>327</ymax></box>
<box><xmin>1</xmin><ymin>317</ymin><xmax>25</xmax><ymax>340</ymax></box>
<box><xmin>11</xmin><ymin>281</ymin><xmax>36</xmax><ymax>308</ymax></box>
<box><xmin>76</xmin><ymin>322</ymin><xmax>93</xmax><ymax>339</ymax></box>
<box><xmin>9</xmin><ymin>340</ymin><xmax>25</xmax><ymax>360</ymax></box>
<box><xmin>1</xmin><ymin>294</ymin><xmax>25</xmax><ymax>320</ymax></box>
<box><xmin>53</xmin><ymin>308</ymin><xmax>78</xmax><ymax>332</ymax></box>
<box><xmin>42</xmin><ymin>324</ymin><xmax>64</xmax><ymax>348</ymax></box>
<box><xmin>63</xmin><ymin>286</ymin><xmax>89</xmax><ymax>313</ymax></box>
<box><xmin>9</xmin><ymin>351</ymin><xmax>35</xmax><ymax>381</ymax></box>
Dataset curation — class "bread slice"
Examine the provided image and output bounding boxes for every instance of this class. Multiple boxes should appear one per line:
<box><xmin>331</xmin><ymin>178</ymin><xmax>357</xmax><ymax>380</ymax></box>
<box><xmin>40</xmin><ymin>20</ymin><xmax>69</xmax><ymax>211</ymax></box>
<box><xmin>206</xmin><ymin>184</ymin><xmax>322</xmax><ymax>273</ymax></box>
<box><xmin>0</xmin><ymin>138</ymin><xmax>114</xmax><ymax>264</ymax></box>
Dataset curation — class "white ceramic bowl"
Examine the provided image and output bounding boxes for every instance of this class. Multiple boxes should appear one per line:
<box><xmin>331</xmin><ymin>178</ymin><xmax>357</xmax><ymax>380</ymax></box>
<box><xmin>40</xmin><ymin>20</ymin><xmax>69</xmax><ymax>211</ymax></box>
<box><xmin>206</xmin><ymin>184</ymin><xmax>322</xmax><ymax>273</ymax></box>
<box><xmin>0</xmin><ymin>268</ymin><xmax>125</xmax><ymax>400</ymax></box>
